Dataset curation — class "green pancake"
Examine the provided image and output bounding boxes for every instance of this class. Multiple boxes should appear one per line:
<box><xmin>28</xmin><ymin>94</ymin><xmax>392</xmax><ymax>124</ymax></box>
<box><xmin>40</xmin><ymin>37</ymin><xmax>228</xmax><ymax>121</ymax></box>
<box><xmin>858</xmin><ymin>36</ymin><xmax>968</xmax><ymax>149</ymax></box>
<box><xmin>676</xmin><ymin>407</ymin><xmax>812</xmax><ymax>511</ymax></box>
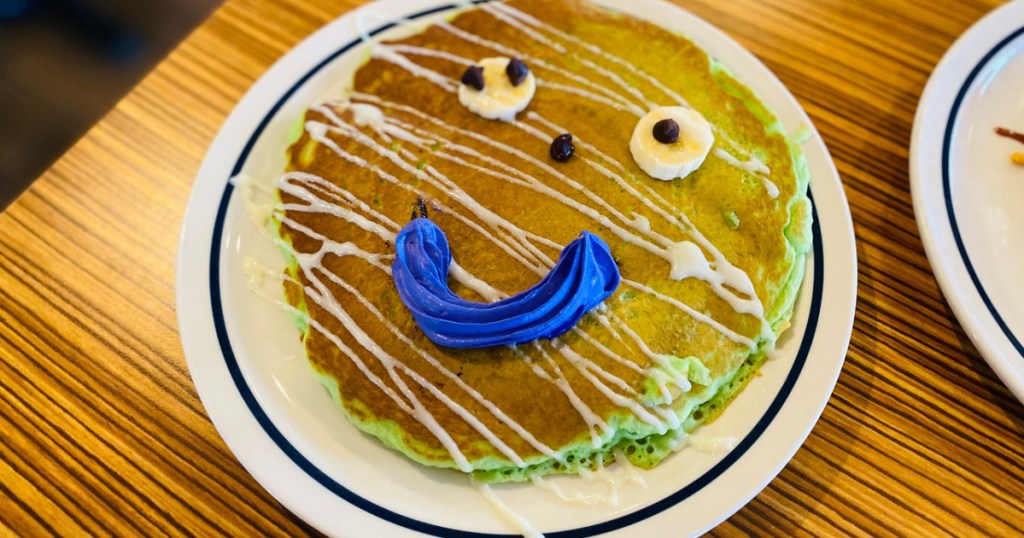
<box><xmin>272</xmin><ymin>0</ymin><xmax>812</xmax><ymax>483</ymax></box>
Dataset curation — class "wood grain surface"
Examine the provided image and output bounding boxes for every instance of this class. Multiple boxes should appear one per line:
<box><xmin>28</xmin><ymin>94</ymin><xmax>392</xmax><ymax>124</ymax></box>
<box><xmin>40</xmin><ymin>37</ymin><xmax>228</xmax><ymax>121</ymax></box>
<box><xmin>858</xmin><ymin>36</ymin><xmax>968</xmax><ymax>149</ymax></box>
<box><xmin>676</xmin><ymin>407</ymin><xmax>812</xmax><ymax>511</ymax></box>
<box><xmin>1</xmin><ymin>0</ymin><xmax>1021</xmax><ymax>536</ymax></box>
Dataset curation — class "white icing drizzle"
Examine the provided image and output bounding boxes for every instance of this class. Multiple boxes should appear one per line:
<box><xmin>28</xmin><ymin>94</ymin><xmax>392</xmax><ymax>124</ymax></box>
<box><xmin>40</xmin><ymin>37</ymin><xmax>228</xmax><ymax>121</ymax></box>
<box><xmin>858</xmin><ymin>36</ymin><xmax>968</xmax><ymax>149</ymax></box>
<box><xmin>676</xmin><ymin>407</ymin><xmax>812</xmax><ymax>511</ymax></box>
<box><xmin>487</xmin><ymin>2</ymin><xmax>691</xmax><ymax>109</ymax></box>
<box><xmin>621</xmin><ymin>279</ymin><xmax>755</xmax><ymax>348</ymax></box>
<box><xmin>277</xmin><ymin>176</ymin><xmax>679</xmax><ymax>472</ymax></box>
<box><xmin>336</xmin><ymin>96</ymin><xmax>769</xmax><ymax>343</ymax></box>
<box><xmin>713</xmin><ymin>147</ymin><xmax>777</xmax><ymax>198</ymax></box>
<box><xmin>448</xmin><ymin>262</ymin><xmax>504</xmax><ymax>302</ymax></box>
<box><xmin>435</xmin><ymin>20</ymin><xmax>645</xmax><ymax>112</ymax></box>
<box><xmin>577</xmin><ymin>453</ymin><xmax>615</xmax><ymax>501</ymax></box>
<box><xmin>349</xmin><ymin>102</ymin><xmax>387</xmax><ymax>129</ymax></box>
<box><xmin>303</xmin><ymin>121</ymin><xmax>535</xmax><ymax>288</ymax></box>
<box><xmin>520</xmin><ymin>113</ymin><xmax>768</xmax><ymax>338</ymax></box>
<box><xmin>382</xmin><ymin>44</ymin><xmax>475</xmax><ymax>66</ymax></box>
<box><xmin>530</xmin><ymin>475</ymin><xmax>614</xmax><ymax>506</ymax></box>
<box><xmin>280</xmin><ymin>213</ymin><xmax>543</xmax><ymax>467</ymax></box>
<box><xmin>487</xmin><ymin>2</ymin><xmax>773</xmax><ymax>176</ymax></box>
<box><xmin>690</xmin><ymin>434</ymin><xmax>738</xmax><ymax>454</ymax></box>
<box><xmin>389</xmin><ymin>114</ymin><xmax>658</xmax><ymax>243</ymax></box>
<box><xmin>372</xmin><ymin>45</ymin><xmax>458</xmax><ymax>92</ymax></box>
<box><xmin>255</xmin><ymin>1</ymin><xmax>791</xmax><ymax>487</ymax></box>
<box><xmin>606</xmin><ymin>313</ymin><xmax>692</xmax><ymax>400</ymax></box>
<box><xmin>480</xmin><ymin>5</ymin><xmax>656</xmax><ymax>110</ymax></box>
<box><xmin>536</xmin><ymin>80</ymin><xmax>643</xmax><ymax>115</ymax></box>
<box><xmin>472</xmin><ymin>479</ymin><xmax>545</xmax><ymax>538</ymax></box>
<box><xmin>412</xmin><ymin>161</ymin><xmax>554</xmax><ymax>275</ymax></box>
<box><xmin>794</xmin><ymin>123</ymin><xmax>814</xmax><ymax>144</ymax></box>
<box><xmin>304</xmin><ymin>110</ymin><xmax>697</xmax><ymax>444</ymax></box>
<box><xmin>555</xmin><ymin>342</ymin><xmax>668</xmax><ymax>433</ymax></box>
<box><xmin>279</xmin><ymin>145</ymin><xmax>669</xmax><ymax>460</ymax></box>
<box><xmin>383</xmin><ymin>39</ymin><xmax>645</xmax><ymax>117</ymax></box>
<box><xmin>595</xmin><ymin>314</ymin><xmax>624</xmax><ymax>343</ymax></box>
<box><xmin>313</xmin><ymin>105</ymin><xmax>565</xmax><ymax>273</ymax></box>
<box><xmin>285</xmin><ymin>219</ymin><xmax>394</xmax><ymax>274</ymax></box>
<box><xmin>536</xmin><ymin>337</ymin><xmax>665</xmax><ymax>435</ymax></box>
<box><xmin>280</xmin><ymin>172</ymin><xmax>398</xmax><ymax>240</ymax></box>
<box><xmin>569</xmin><ymin>326</ymin><xmax>645</xmax><ymax>375</ymax></box>
<box><xmin>288</xmin><ymin>97</ymin><xmax>766</xmax><ymax>471</ymax></box>
<box><xmin>384</xmin><ymin>131</ymin><xmax>560</xmax><ymax>270</ymax></box>
<box><xmin>762</xmin><ymin>176</ymin><xmax>780</xmax><ymax>199</ymax></box>
<box><xmin>516</xmin><ymin>343</ymin><xmax>612</xmax><ymax>447</ymax></box>
<box><xmin>530</xmin><ymin>451</ymin><xmax>645</xmax><ymax>508</ymax></box>
<box><xmin>553</xmin><ymin>338</ymin><xmax>637</xmax><ymax>396</ymax></box>
<box><xmin>242</xmin><ymin>256</ymin><xmax>298</xmax><ymax>312</ymax></box>
<box><xmin>667</xmin><ymin>430</ymin><xmax>690</xmax><ymax>453</ymax></box>
<box><xmin>349</xmin><ymin>95</ymin><xmax>741</xmax><ymax>293</ymax></box>
<box><xmin>232</xmin><ymin>173</ymin><xmax>276</xmax><ymax>231</ymax></box>
<box><xmin>613</xmin><ymin>450</ymin><xmax>648</xmax><ymax>488</ymax></box>
<box><xmin>278</xmin><ymin>171</ymin><xmax>499</xmax><ymax>298</ymax></box>
<box><xmin>300</xmin><ymin>272</ymin><xmax>475</xmax><ymax>468</ymax></box>
<box><xmin>377</xmin><ymin>37</ymin><xmax>773</xmax><ymax>188</ymax></box>
<box><xmin>321</xmin><ymin>269</ymin><xmax>561</xmax><ymax>462</ymax></box>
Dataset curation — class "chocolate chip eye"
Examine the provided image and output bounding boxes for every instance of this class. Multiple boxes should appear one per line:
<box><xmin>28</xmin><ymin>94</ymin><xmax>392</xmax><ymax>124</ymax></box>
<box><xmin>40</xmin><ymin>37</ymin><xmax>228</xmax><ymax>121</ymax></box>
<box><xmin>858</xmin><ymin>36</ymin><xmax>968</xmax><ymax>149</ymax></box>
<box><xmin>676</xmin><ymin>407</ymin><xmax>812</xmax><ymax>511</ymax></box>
<box><xmin>653</xmin><ymin>118</ymin><xmax>680</xmax><ymax>144</ymax></box>
<box><xmin>506</xmin><ymin>58</ymin><xmax>529</xmax><ymax>87</ymax></box>
<box><xmin>461</xmin><ymin>65</ymin><xmax>485</xmax><ymax>91</ymax></box>
<box><xmin>550</xmin><ymin>133</ymin><xmax>575</xmax><ymax>162</ymax></box>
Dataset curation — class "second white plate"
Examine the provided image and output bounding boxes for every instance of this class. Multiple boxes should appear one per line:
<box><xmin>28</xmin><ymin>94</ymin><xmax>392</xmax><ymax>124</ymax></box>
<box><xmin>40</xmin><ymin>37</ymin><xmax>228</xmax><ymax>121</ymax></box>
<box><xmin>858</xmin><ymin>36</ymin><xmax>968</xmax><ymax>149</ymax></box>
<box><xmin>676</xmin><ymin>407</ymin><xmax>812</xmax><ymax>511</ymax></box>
<box><xmin>912</xmin><ymin>0</ymin><xmax>1024</xmax><ymax>403</ymax></box>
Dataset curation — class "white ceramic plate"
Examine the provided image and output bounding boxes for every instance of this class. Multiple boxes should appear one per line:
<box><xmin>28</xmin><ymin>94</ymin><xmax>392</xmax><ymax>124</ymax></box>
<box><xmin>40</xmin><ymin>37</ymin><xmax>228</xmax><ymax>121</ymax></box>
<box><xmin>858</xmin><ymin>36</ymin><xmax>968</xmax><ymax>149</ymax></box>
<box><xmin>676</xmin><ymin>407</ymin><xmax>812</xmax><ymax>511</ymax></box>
<box><xmin>176</xmin><ymin>1</ymin><xmax>857</xmax><ymax>536</ymax></box>
<box><xmin>911</xmin><ymin>0</ymin><xmax>1024</xmax><ymax>403</ymax></box>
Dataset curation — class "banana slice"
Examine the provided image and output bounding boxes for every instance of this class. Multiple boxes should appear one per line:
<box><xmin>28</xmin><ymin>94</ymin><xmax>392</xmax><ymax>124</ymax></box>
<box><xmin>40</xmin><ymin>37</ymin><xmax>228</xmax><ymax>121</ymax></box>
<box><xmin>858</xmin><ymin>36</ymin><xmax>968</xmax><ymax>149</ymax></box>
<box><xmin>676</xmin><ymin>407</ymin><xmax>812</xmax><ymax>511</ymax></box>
<box><xmin>630</xmin><ymin>106</ymin><xmax>714</xmax><ymax>181</ymax></box>
<box><xmin>458</xmin><ymin>57</ymin><xmax>536</xmax><ymax>122</ymax></box>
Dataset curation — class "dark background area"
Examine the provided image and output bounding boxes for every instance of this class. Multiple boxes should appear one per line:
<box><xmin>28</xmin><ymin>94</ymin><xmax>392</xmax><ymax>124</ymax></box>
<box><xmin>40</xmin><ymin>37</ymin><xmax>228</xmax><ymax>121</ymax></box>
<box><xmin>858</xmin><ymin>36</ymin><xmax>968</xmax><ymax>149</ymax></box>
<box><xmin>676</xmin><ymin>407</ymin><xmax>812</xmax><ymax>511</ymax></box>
<box><xmin>0</xmin><ymin>0</ymin><xmax>221</xmax><ymax>210</ymax></box>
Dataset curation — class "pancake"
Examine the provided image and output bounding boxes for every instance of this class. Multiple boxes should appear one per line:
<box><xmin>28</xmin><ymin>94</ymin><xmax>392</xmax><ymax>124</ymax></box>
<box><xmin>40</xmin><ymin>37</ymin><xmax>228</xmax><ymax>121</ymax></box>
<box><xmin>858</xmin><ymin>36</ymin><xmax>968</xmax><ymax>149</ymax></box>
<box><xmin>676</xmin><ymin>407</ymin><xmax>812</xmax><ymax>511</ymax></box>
<box><xmin>272</xmin><ymin>0</ymin><xmax>812</xmax><ymax>483</ymax></box>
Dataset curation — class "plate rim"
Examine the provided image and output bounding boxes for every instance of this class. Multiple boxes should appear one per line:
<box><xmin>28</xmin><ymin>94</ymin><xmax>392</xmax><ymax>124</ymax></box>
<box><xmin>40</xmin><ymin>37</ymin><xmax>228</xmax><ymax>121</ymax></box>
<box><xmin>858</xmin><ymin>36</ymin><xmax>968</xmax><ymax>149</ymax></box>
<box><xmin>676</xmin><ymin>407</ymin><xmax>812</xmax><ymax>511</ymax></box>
<box><xmin>176</xmin><ymin>0</ymin><xmax>858</xmax><ymax>535</ymax></box>
<box><xmin>910</xmin><ymin>0</ymin><xmax>1024</xmax><ymax>403</ymax></box>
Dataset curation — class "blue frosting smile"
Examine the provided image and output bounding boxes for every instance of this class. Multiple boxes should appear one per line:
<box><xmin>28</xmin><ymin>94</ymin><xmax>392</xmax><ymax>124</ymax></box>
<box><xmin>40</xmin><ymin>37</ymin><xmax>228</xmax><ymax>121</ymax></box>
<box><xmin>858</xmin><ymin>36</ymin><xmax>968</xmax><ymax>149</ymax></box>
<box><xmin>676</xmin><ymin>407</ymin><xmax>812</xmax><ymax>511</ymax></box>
<box><xmin>392</xmin><ymin>217</ymin><xmax>621</xmax><ymax>348</ymax></box>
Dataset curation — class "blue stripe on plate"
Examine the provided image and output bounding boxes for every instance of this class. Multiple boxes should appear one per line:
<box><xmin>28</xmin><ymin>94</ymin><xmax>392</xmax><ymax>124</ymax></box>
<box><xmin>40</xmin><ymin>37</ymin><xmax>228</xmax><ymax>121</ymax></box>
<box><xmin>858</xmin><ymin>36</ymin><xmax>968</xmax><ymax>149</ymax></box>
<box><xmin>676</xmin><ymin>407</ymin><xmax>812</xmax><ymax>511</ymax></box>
<box><xmin>207</xmin><ymin>3</ymin><xmax>824</xmax><ymax>535</ymax></box>
<box><xmin>942</xmin><ymin>26</ymin><xmax>1024</xmax><ymax>361</ymax></box>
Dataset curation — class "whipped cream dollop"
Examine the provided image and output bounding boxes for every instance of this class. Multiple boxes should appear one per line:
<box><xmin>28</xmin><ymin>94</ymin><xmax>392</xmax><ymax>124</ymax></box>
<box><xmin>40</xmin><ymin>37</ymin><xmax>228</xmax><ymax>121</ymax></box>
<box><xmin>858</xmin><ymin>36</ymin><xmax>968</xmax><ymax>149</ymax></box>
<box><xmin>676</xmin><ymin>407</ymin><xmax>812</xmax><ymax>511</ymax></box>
<box><xmin>458</xmin><ymin>57</ymin><xmax>536</xmax><ymax>122</ymax></box>
<box><xmin>630</xmin><ymin>106</ymin><xmax>714</xmax><ymax>180</ymax></box>
<box><xmin>392</xmin><ymin>217</ymin><xmax>620</xmax><ymax>348</ymax></box>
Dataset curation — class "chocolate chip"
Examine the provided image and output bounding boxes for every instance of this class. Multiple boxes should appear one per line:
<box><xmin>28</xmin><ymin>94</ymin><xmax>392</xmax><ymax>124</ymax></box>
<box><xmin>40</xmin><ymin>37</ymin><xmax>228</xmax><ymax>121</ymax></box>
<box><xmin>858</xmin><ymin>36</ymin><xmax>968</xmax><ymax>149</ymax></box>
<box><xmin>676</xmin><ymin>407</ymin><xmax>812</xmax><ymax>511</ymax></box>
<box><xmin>506</xmin><ymin>58</ymin><xmax>529</xmax><ymax>86</ymax></box>
<box><xmin>461</xmin><ymin>65</ymin><xmax>484</xmax><ymax>91</ymax></box>
<box><xmin>653</xmin><ymin>118</ymin><xmax>680</xmax><ymax>144</ymax></box>
<box><xmin>550</xmin><ymin>133</ymin><xmax>575</xmax><ymax>162</ymax></box>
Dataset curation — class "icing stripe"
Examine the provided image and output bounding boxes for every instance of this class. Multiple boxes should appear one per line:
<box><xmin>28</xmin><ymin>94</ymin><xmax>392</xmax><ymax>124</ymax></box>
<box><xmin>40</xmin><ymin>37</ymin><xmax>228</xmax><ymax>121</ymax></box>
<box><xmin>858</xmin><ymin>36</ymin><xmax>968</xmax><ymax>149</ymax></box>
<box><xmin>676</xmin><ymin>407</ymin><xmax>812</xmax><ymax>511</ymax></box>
<box><xmin>345</xmin><ymin>96</ymin><xmax>767</xmax><ymax>338</ymax></box>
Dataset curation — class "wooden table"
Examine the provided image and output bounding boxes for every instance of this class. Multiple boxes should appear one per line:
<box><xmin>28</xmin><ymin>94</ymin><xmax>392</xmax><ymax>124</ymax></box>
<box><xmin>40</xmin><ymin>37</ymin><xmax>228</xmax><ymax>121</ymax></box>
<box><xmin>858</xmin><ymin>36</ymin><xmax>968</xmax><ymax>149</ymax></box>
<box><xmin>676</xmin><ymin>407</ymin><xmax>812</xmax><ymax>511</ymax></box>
<box><xmin>2</xmin><ymin>0</ymin><xmax>1020</xmax><ymax>535</ymax></box>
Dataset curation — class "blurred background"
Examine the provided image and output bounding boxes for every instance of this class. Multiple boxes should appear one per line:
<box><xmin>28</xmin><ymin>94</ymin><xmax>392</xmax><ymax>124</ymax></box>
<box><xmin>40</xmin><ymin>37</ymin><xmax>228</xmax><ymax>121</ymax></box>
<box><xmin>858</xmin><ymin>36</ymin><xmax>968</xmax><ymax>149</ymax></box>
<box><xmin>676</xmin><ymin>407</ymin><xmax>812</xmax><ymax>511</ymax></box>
<box><xmin>0</xmin><ymin>0</ymin><xmax>221</xmax><ymax>210</ymax></box>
